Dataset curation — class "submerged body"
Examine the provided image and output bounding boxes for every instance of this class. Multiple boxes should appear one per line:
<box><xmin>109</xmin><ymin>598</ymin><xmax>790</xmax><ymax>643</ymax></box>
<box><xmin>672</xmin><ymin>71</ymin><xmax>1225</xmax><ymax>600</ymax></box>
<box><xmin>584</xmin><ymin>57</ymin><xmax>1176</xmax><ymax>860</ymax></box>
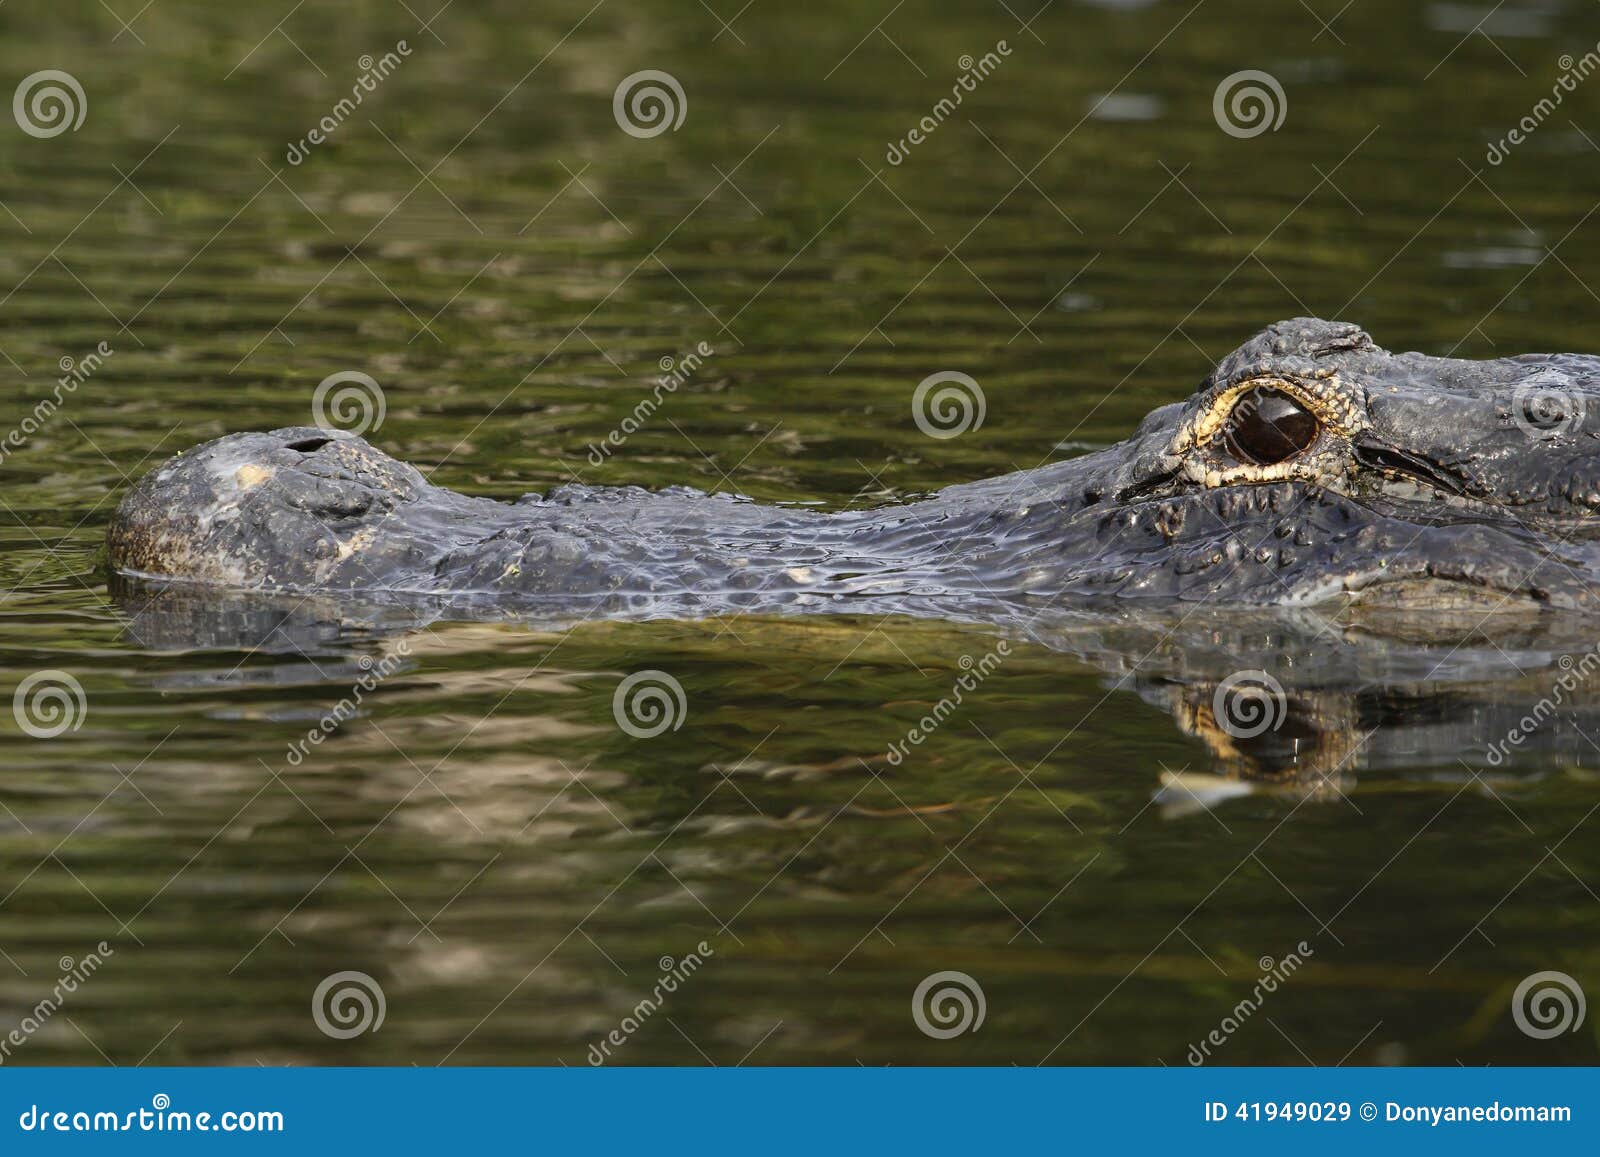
<box><xmin>107</xmin><ymin>318</ymin><xmax>1600</xmax><ymax>619</ymax></box>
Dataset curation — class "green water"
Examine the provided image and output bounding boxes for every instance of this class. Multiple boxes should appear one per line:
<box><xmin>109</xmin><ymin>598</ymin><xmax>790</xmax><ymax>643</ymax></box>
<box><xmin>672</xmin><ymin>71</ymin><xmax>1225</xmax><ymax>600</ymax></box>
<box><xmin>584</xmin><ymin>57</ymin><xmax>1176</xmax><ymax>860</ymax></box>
<box><xmin>2</xmin><ymin>0</ymin><xmax>1600</xmax><ymax>1065</ymax></box>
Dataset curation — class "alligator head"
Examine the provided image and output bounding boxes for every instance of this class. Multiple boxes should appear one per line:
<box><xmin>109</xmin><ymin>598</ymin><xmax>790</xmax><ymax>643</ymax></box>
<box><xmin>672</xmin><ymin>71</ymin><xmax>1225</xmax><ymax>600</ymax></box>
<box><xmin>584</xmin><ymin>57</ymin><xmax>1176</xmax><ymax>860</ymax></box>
<box><xmin>1037</xmin><ymin>317</ymin><xmax>1600</xmax><ymax>611</ymax></box>
<box><xmin>107</xmin><ymin>318</ymin><xmax>1600</xmax><ymax>619</ymax></box>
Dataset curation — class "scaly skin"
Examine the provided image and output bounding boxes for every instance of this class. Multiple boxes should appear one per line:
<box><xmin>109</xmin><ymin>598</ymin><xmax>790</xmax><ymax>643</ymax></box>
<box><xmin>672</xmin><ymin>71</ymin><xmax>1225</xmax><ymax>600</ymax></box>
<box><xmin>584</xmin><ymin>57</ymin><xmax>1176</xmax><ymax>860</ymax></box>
<box><xmin>107</xmin><ymin>318</ymin><xmax>1600</xmax><ymax>620</ymax></box>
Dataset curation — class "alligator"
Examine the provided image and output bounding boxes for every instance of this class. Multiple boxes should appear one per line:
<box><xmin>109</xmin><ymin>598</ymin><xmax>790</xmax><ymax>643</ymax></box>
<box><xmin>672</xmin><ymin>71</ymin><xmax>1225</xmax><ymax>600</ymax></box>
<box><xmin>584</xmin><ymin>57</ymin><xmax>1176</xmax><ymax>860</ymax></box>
<box><xmin>107</xmin><ymin>317</ymin><xmax>1600</xmax><ymax>622</ymax></box>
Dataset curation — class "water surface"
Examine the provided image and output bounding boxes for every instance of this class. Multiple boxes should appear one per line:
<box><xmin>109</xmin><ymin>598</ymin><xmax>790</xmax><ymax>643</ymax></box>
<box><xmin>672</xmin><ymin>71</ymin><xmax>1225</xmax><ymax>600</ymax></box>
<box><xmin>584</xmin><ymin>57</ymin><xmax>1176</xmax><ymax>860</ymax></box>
<box><xmin>1</xmin><ymin>0</ymin><xmax>1599</xmax><ymax>1065</ymax></box>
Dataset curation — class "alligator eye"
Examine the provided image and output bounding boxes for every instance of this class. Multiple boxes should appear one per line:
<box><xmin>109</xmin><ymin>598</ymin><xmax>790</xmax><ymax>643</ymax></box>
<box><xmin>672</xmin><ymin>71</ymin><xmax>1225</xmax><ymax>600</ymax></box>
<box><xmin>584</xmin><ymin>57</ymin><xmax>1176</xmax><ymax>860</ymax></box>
<box><xmin>1222</xmin><ymin>388</ymin><xmax>1320</xmax><ymax>465</ymax></box>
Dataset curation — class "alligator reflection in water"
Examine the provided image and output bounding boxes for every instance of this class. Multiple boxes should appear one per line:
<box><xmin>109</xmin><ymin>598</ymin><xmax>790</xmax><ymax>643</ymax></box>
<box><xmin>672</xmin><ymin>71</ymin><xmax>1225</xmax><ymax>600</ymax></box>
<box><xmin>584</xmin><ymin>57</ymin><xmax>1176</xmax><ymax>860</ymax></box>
<box><xmin>111</xmin><ymin>575</ymin><xmax>1600</xmax><ymax>806</ymax></box>
<box><xmin>1030</xmin><ymin>607</ymin><xmax>1600</xmax><ymax>806</ymax></box>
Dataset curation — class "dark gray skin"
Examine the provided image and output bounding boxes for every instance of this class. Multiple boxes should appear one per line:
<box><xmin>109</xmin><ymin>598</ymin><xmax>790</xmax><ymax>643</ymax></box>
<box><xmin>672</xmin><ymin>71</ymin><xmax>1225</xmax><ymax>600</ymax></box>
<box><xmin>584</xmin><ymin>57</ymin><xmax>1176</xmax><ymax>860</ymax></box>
<box><xmin>107</xmin><ymin>317</ymin><xmax>1600</xmax><ymax>621</ymax></box>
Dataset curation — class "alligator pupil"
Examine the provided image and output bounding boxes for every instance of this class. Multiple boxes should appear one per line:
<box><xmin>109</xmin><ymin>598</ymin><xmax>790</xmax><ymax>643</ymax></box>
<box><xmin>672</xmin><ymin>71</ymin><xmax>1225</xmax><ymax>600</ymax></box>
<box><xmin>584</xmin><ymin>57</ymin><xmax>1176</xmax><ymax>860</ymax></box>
<box><xmin>1223</xmin><ymin>388</ymin><xmax>1319</xmax><ymax>465</ymax></box>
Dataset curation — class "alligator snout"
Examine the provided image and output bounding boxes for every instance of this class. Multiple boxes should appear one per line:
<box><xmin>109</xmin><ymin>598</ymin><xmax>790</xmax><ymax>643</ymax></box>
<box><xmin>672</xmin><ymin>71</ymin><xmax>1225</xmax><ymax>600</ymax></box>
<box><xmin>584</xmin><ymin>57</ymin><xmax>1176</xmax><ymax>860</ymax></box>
<box><xmin>107</xmin><ymin>426</ymin><xmax>434</xmax><ymax>590</ymax></box>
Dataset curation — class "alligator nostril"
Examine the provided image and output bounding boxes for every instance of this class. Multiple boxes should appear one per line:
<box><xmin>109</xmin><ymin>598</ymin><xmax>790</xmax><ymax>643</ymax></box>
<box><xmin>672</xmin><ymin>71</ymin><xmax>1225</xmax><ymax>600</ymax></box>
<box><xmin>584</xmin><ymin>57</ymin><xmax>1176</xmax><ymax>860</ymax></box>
<box><xmin>284</xmin><ymin>436</ymin><xmax>334</xmax><ymax>453</ymax></box>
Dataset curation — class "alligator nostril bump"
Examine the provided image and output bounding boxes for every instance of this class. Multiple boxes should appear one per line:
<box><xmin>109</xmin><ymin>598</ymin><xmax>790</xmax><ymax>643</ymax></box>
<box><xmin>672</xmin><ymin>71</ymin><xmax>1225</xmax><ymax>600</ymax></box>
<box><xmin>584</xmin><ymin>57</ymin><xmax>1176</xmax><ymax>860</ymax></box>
<box><xmin>284</xmin><ymin>436</ymin><xmax>334</xmax><ymax>453</ymax></box>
